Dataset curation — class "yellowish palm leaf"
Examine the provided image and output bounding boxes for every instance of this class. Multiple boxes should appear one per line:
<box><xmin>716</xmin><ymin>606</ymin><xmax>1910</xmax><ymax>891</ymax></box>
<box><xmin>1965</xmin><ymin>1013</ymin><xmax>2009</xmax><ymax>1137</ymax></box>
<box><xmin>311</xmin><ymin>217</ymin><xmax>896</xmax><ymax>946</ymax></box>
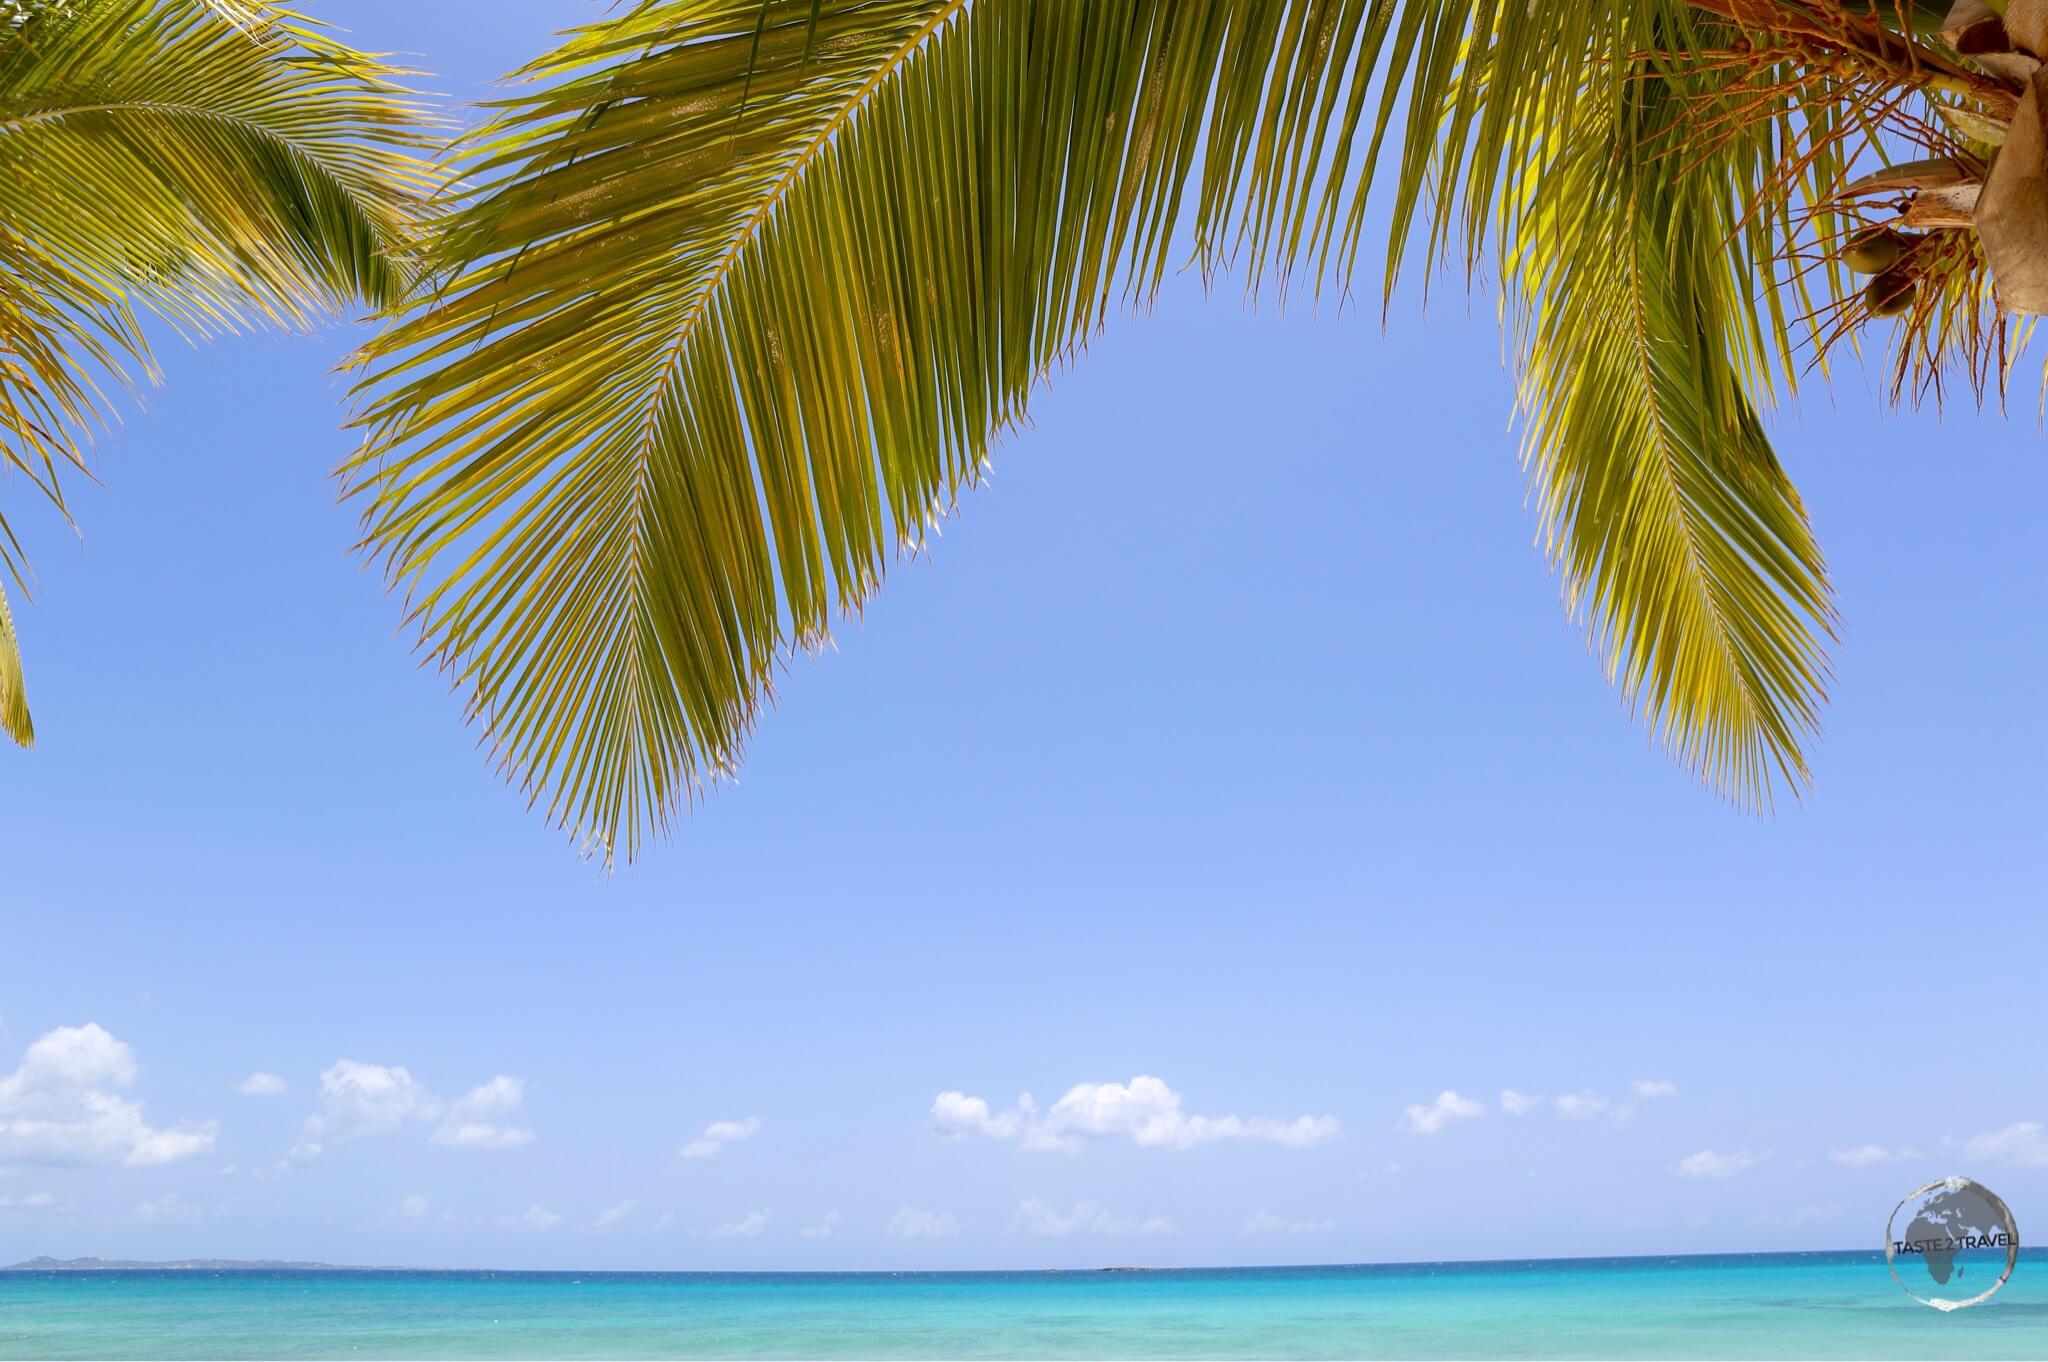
<box><xmin>0</xmin><ymin>572</ymin><xmax>29</xmax><ymax>745</ymax></box>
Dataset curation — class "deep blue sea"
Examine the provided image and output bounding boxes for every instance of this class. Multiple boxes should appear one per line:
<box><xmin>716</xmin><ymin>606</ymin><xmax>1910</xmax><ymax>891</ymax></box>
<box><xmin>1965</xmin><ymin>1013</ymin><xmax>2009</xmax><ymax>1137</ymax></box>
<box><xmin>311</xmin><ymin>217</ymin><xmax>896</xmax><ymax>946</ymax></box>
<box><xmin>3</xmin><ymin>1251</ymin><xmax>2047</xmax><ymax>1358</ymax></box>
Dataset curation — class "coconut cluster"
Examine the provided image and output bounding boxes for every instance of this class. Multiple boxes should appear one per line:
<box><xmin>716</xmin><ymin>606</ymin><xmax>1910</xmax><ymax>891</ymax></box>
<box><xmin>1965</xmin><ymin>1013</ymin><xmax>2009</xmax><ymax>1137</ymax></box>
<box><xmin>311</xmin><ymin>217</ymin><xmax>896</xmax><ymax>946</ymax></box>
<box><xmin>1844</xmin><ymin>227</ymin><xmax>1918</xmax><ymax>316</ymax></box>
<box><xmin>1871</xmin><ymin>0</ymin><xmax>2048</xmax><ymax>316</ymax></box>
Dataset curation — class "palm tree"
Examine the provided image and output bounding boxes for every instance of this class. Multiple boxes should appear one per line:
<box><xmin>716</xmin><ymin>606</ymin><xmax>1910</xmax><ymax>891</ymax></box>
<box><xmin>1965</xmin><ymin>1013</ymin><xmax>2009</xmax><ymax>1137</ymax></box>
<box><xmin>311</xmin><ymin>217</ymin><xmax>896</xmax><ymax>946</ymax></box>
<box><xmin>343</xmin><ymin>1</ymin><xmax>2040</xmax><ymax>862</ymax></box>
<box><xmin>0</xmin><ymin>0</ymin><xmax>437</xmax><ymax>744</ymax></box>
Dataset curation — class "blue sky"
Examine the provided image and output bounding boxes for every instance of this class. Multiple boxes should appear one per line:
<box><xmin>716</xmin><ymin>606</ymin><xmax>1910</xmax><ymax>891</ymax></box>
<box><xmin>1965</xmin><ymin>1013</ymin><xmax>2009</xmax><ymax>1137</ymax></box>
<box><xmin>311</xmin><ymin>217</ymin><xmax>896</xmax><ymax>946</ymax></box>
<box><xmin>1</xmin><ymin>0</ymin><xmax>2045</xmax><ymax>1272</ymax></box>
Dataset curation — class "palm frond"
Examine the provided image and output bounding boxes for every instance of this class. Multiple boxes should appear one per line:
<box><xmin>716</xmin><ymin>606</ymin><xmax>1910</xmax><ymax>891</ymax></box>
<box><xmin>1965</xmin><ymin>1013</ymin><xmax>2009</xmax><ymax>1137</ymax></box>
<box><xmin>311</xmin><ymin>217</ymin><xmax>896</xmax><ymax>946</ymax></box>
<box><xmin>0</xmin><ymin>0</ymin><xmax>442</xmax><ymax>746</ymax></box>
<box><xmin>1507</xmin><ymin>42</ymin><xmax>1837</xmax><ymax>804</ymax></box>
<box><xmin>0</xmin><ymin>0</ymin><xmax>443</xmax><ymax>331</ymax></box>
<box><xmin>351</xmin><ymin>0</ymin><xmax>1386</xmax><ymax>860</ymax></box>
<box><xmin>0</xmin><ymin>226</ymin><xmax>147</xmax><ymax>745</ymax></box>
<box><xmin>0</xmin><ymin>572</ymin><xmax>31</xmax><ymax>746</ymax></box>
<box><xmin>353</xmin><ymin>0</ymin><xmax>1852</xmax><ymax>859</ymax></box>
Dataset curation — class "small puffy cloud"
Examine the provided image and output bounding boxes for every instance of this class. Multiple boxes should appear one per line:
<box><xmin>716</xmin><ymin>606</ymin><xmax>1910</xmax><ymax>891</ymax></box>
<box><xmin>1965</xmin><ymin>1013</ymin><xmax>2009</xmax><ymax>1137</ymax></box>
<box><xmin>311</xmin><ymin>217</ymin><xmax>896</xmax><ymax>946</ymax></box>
<box><xmin>1829</xmin><ymin>1144</ymin><xmax>1921</xmax><ymax>1168</ymax></box>
<box><xmin>1500</xmin><ymin>1089</ymin><xmax>1541</xmax><ymax>1116</ymax></box>
<box><xmin>299</xmin><ymin>1062</ymin><xmax>530</xmax><ymax>1155</ymax></box>
<box><xmin>235</xmin><ymin>1072</ymin><xmax>287</xmax><ymax>1098</ymax></box>
<box><xmin>1013</xmin><ymin>1200</ymin><xmax>1173</xmax><ymax>1238</ymax></box>
<box><xmin>710</xmin><ymin>1209</ymin><xmax>769</xmax><ymax>1238</ymax></box>
<box><xmin>1554</xmin><ymin>1092</ymin><xmax>1610</xmax><ymax>1120</ymax></box>
<box><xmin>931</xmin><ymin>1092</ymin><xmax>1021</xmax><ymax>1140</ymax></box>
<box><xmin>800</xmin><ymin>1211</ymin><xmax>841</xmax><ymax>1240</ymax></box>
<box><xmin>498</xmin><ymin>1204</ymin><xmax>561</xmax><ymax>1231</ymax></box>
<box><xmin>302</xmin><ymin>1061</ymin><xmax>434</xmax><ymax>1142</ymax></box>
<box><xmin>1963</xmin><ymin>1122</ymin><xmax>2048</xmax><ymax>1167</ymax></box>
<box><xmin>1676</xmin><ymin>1149</ymin><xmax>1771</xmax><ymax>1179</ymax></box>
<box><xmin>130</xmin><ymin>1125</ymin><xmax>219</xmax><ymax>1166</ymax></box>
<box><xmin>591</xmin><ymin>1200</ymin><xmax>637</xmax><ymax>1231</ymax></box>
<box><xmin>1244</xmin><ymin>1211</ymin><xmax>1335</xmax><ymax>1234</ymax></box>
<box><xmin>0</xmin><ymin>1024</ymin><xmax>216</xmax><ymax>1168</ymax></box>
<box><xmin>887</xmin><ymin>1206</ymin><xmax>960</xmax><ymax>1239</ymax></box>
<box><xmin>679</xmin><ymin>1116</ymin><xmax>762</xmax><ymax>1160</ymax></box>
<box><xmin>1631</xmin><ymin>1079</ymin><xmax>1679</xmax><ymax>1099</ymax></box>
<box><xmin>0</xmin><ymin>1191</ymin><xmax>56</xmax><ymax>1209</ymax></box>
<box><xmin>434</xmin><ymin>1077</ymin><xmax>533</xmax><ymax>1149</ymax></box>
<box><xmin>390</xmin><ymin>1194</ymin><xmax>430</xmax><ymax>1219</ymax></box>
<box><xmin>933</xmin><ymin>1077</ymin><xmax>1337</xmax><ymax>1153</ymax></box>
<box><xmin>13</xmin><ymin>1023</ymin><xmax>135</xmax><ymax>1088</ymax></box>
<box><xmin>650</xmin><ymin>1212</ymin><xmax>675</xmax><ymax>1233</ymax></box>
<box><xmin>1403</xmin><ymin>1091</ymin><xmax>1484</xmax><ymax>1135</ymax></box>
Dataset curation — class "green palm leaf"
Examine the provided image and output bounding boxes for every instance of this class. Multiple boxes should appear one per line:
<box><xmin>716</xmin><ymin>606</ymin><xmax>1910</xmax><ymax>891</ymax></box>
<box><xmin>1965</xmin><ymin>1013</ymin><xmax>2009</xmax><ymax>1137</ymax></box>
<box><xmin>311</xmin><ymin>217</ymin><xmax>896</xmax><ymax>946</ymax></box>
<box><xmin>353</xmin><ymin>0</ymin><xmax>1841</xmax><ymax>860</ymax></box>
<box><xmin>0</xmin><ymin>0</ymin><xmax>441</xmax><ymax>744</ymax></box>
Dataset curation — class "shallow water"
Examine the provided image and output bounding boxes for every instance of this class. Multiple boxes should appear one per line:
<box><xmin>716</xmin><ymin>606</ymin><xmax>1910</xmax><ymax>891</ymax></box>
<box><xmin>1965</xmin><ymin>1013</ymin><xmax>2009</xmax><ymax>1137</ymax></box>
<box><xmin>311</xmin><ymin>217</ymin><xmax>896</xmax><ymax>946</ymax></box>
<box><xmin>4</xmin><ymin>1251</ymin><xmax>2046</xmax><ymax>1358</ymax></box>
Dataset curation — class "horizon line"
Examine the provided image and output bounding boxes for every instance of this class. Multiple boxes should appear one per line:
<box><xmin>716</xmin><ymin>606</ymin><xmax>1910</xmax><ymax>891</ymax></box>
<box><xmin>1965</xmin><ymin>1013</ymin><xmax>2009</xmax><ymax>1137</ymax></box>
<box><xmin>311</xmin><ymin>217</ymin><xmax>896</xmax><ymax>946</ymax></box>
<box><xmin>16</xmin><ymin>1245</ymin><xmax>2000</xmax><ymax>1276</ymax></box>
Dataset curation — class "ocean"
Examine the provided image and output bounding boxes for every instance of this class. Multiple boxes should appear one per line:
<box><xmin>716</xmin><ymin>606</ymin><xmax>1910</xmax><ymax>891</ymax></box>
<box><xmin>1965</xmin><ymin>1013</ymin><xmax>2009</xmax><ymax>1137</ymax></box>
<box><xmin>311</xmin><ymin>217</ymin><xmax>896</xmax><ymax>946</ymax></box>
<box><xmin>3</xmin><ymin>1251</ymin><xmax>2046</xmax><ymax>1359</ymax></box>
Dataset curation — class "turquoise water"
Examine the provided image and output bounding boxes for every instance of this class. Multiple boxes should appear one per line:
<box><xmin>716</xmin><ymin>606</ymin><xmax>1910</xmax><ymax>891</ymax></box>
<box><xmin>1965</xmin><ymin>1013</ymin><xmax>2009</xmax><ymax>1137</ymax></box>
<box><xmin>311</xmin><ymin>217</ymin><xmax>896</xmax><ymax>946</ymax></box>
<box><xmin>4</xmin><ymin>1252</ymin><xmax>2047</xmax><ymax>1358</ymax></box>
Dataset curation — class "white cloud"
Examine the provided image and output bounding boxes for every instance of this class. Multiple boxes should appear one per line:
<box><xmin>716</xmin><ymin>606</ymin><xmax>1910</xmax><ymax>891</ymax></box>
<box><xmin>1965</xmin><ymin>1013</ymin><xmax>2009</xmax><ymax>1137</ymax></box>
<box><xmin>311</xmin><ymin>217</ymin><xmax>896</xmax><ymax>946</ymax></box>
<box><xmin>1403</xmin><ymin>1090</ymin><xmax>1484</xmax><ymax>1135</ymax></box>
<box><xmin>710</xmin><ymin>1210</ymin><xmax>769</xmax><ymax>1238</ymax></box>
<box><xmin>0</xmin><ymin>1024</ymin><xmax>216</xmax><ymax>1167</ymax></box>
<box><xmin>390</xmin><ymin>1194</ymin><xmax>430</xmax><ymax>1219</ymax></box>
<box><xmin>434</xmin><ymin>1077</ymin><xmax>533</xmax><ymax>1149</ymax></box>
<box><xmin>1676</xmin><ymin>1149</ymin><xmax>1772</xmax><ymax>1179</ymax></box>
<box><xmin>1829</xmin><ymin>1144</ymin><xmax>1921</xmax><ymax>1168</ymax></box>
<box><xmin>1631</xmin><ymin>1079</ymin><xmax>1679</xmax><ymax>1099</ymax></box>
<box><xmin>1554</xmin><ymin>1092</ymin><xmax>1610</xmax><ymax>1120</ymax></box>
<box><xmin>235</xmin><ymin>1072</ymin><xmax>287</xmax><ymax>1098</ymax></box>
<box><xmin>434</xmin><ymin>1121</ymin><xmax>533</xmax><ymax>1150</ymax></box>
<box><xmin>0</xmin><ymin>1191</ymin><xmax>55</xmax><ymax>1209</ymax></box>
<box><xmin>887</xmin><ymin>1206</ymin><xmax>960</xmax><ymax>1239</ymax></box>
<box><xmin>299</xmin><ymin>1062</ymin><xmax>530</xmax><ymax>1155</ymax></box>
<box><xmin>1244</xmin><ymin>1211</ymin><xmax>1335</xmax><ymax>1234</ymax></box>
<box><xmin>930</xmin><ymin>1092</ymin><xmax>1022</xmax><ymax>1140</ymax></box>
<box><xmin>1013</xmin><ymin>1200</ymin><xmax>1174</xmax><ymax>1237</ymax></box>
<box><xmin>679</xmin><ymin>1116</ymin><xmax>762</xmax><ymax>1160</ymax></box>
<box><xmin>497</xmin><ymin>1204</ymin><xmax>561</xmax><ymax>1231</ymax></box>
<box><xmin>130</xmin><ymin>1126</ymin><xmax>218</xmax><ymax>1166</ymax></box>
<box><xmin>650</xmin><ymin>1212</ymin><xmax>674</xmax><ymax>1233</ymax></box>
<box><xmin>933</xmin><ymin>1077</ymin><xmax>1337</xmax><ymax>1153</ymax></box>
<box><xmin>1963</xmin><ymin>1122</ymin><xmax>2048</xmax><ymax>1167</ymax></box>
<box><xmin>301</xmin><ymin>1061</ymin><xmax>433</xmax><ymax>1142</ymax></box>
<box><xmin>1500</xmin><ymin>1089</ymin><xmax>1541</xmax><ymax>1116</ymax></box>
<box><xmin>591</xmin><ymin>1200</ymin><xmax>637</xmax><ymax>1231</ymax></box>
<box><xmin>800</xmin><ymin>1211</ymin><xmax>841</xmax><ymax>1240</ymax></box>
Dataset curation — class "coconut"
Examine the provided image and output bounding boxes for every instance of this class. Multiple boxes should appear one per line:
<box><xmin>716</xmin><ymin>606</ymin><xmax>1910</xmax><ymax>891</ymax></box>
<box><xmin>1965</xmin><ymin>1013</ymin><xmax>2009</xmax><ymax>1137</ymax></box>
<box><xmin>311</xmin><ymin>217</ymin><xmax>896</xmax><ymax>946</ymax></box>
<box><xmin>1843</xmin><ymin>228</ymin><xmax>1906</xmax><ymax>273</ymax></box>
<box><xmin>1865</xmin><ymin>269</ymin><xmax>1918</xmax><ymax>318</ymax></box>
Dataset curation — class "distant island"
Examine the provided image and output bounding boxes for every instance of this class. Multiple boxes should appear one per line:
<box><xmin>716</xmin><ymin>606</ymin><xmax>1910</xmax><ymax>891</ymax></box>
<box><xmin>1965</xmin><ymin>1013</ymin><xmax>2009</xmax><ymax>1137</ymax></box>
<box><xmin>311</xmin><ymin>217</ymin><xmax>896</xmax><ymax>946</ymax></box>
<box><xmin>4</xmin><ymin>1256</ymin><xmax>350</xmax><ymax>1272</ymax></box>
